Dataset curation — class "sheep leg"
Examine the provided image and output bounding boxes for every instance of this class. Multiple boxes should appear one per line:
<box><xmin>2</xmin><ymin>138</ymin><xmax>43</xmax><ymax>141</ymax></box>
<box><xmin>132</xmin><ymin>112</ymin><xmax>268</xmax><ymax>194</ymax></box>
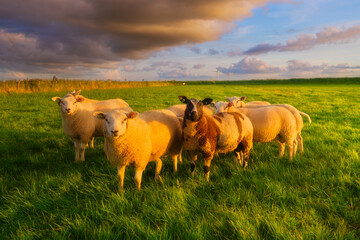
<box><xmin>155</xmin><ymin>158</ymin><xmax>163</xmax><ymax>182</ymax></box>
<box><xmin>134</xmin><ymin>168</ymin><xmax>144</xmax><ymax>190</ymax></box>
<box><xmin>234</xmin><ymin>142</ymin><xmax>245</xmax><ymax>166</ymax></box>
<box><xmin>117</xmin><ymin>165</ymin><xmax>126</xmax><ymax>192</ymax></box>
<box><xmin>242</xmin><ymin>151</ymin><xmax>250</xmax><ymax>170</ymax></box>
<box><xmin>74</xmin><ymin>140</ymin><xmax>80</xmax><ymax>162</ymax></box>
<box><xmin>293</xmin><ymin>138</ymin><xmax>298</xmax><ymax>158</ymax></box>
<box><xmin>188</xmin><ymin>151</ymin><xmax>197</xmax><ymax>177</ymax></box>
<box><xmin>287</xmin><ymin>140</ymin><xmax>294</xmax><ymax>161</ymax></box>
<box><xmin>172</xmin><ymin>155</ymin><xmax>178</xmax><ymax>173</ymax></box>
<box><xmin>178</xmin><ymin>152</ymin><xmax>182</xmax><ymax>164</ymax></box>
<box><xmin>90</xmin><ymin>137</ymin><xmax>94</xmax><ymax>149</ymax></box>
<box><xmin>80</xmin><ymin>142</ymin><xmax>86</xmax><ymax>162</ymax></box>
<box><xmin>178</xmin><ymin>147</ymin><xmax>183</xmax><ymax>163</ymax></box>
<box><xmin>233</xmin><ymin>151</ymin><xmax>243</xmax><ymax>166</ymax></box>
<box><xmin>276</xmin><ymin>140</ymin><xmax>285</xmax><ymax>158</ymax></box>
<box><xmin>297</xmin><ymin>134</ymin><xmax>304</xmax><ymax>154</ymax></box>
<box><xmin>203</xmin><ymin>154</ymin><xmax>213</xmax><ymax>182</ymax></box>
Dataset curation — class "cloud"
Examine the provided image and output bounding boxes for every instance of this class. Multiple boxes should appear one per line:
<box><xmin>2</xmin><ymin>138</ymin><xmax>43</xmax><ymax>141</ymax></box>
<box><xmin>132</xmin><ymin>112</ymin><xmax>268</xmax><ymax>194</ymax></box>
<box><xmin>142</xmin><ymin>61</ymin><xmax>186</xmax><ymax>71</ymax></box>
<box><xmin>244</xmin><ymin>25</ymin><xmax>360</xmax><ymax>55</ymax></box>
<box><xmin>123</xmin><ymin>65</ymin><xmax>136</xmax><ymax>72</ymax></box>
<box><xmin>208</xmin><ymin>48</ymin><xmax>220</xmax><ymax>55</ymax></box>
<box><xmin>103</xmin><ymin>69</ymin><xmax>122</xmax><ymax>80</ymax></box>
<box><xmin>217</xmin><ymin>57</ymin><xmax>360</xmax><ymax>77</ymax></box>
<box><xmin>227</xmin><ymin>48</ymin><xmax>243</xmax><ymax>57</ymax></box>
<box><xmin>217</xmin><ymin>56</ymin><xmax>283</xmax><ymax>74</ymax></box>
<box><xmin>158</xmin><ymin>69</ymin><xmax>191</xmax><ymax>79</ymax></box>
<box><xmin>286</xmin><ymin>59</ymin><xmax>360</xmax><ymax>74</ymax></box>
<box><xmin>189</xmin><ymin>46</ymin><xmax>201</xmax><ymax>54</ymax></box>
<box><xmin>0</xmin><ymin>0</ymin><xmax>279</xmax><ymax>76</ymax></box>
<box><xmin>0</xmin><ymin>71</ymin><xmax>27</xmax><ymax>80</ymax></box>
<box><xmin>193</xmin><ymin>64</ymin><xmax>206</xmax><ymax>69</ymax></box>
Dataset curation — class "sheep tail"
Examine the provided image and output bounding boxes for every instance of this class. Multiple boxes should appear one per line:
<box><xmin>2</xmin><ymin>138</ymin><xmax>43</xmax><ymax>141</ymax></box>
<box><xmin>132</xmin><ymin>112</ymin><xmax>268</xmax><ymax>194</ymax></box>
<box><xmin>299</xmin><ymin>111</ymin><xmax>312</xmax><ymax>124</ymax></box>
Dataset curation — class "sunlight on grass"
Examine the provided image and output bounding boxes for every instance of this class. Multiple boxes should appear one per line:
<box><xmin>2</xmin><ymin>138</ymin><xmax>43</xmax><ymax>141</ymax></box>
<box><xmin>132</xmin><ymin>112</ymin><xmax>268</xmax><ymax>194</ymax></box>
<box><xmin>0</xmin><ymin>79</ymin><xmax>359</xmax><ymax>238</ymax></box>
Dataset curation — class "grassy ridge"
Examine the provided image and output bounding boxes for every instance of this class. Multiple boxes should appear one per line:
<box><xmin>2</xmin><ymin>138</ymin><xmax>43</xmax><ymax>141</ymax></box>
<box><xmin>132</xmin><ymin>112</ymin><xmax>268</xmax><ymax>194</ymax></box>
<box><xmin>0</xmin><ymin>82</ymin><xmax>359</xmax><ymax>238</ymax></box>
<box><xmin>0</xmin><ymin>79</ymin><xmax>179</xmax><ymax>94</ymax></box>
<box><xmin>1</xmin><ymin>77</ymin><xmax>360</xmax><ymax>94</ymax></box>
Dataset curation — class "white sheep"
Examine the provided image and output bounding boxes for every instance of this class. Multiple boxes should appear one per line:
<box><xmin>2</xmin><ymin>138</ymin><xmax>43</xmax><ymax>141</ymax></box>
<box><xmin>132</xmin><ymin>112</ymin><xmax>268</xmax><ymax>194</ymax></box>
<box><xmin>226</xmin><ymin>96</ymin><xmax>271</xmax><ymax>107</ymax></box>
<box><xmin>223</xmin><ymin>103</ymin><xmax>297</xmax><ymax>160</ymax></box>
<box><xmin>226</xmin><ymin>96</ymin><xmax>311</xmax><ymax>154</ymax></box>
<box><xmin>51</xmin><ymin>93</ymin><xmax>132</xmax><ymax>162</ymax></box>
<box><xmin>179</xmin><ymin>96</ymin><xmax>253</xmax><ymax>181</ymax></box>
<box><xmin>63</xmin><ymin>90</ymin><xmax>99</xmax><ymax>148</ymax></box>
<box><xmin>93</xmin><ymin>109</ymin><xmax>183</xmax><ymax>191</ymax></box>
<box><xmin>65</xmin><ymin>89</ymin><xmax>99</xmax><ymax>103</ymax></box>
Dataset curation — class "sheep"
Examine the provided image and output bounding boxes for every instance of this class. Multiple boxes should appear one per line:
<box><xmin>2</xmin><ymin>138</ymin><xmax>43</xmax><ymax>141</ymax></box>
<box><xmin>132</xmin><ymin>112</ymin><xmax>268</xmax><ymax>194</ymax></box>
<box><xmin>226</xmin><ymin>96</ymin><xmax>271</xmax><ymax>107</ymax></box>
<box><xmin>209</xmin><ymin>101</ymin><xmax>227</xmax><ymax>114</ymax></box>
<box><xmin>65</xmin><ymin>89</ymin><xmax>99</xmax><ymax>103</ymax></box>
<box><xmin>62</xmin><ymin>90</ymin><xmax>100</xmax><ymax>148</ymax></box>
<box><xmin>167</xmin><ymin>104</ymin><xmax>213</xmax><ymax>117</ymax></box>
<box><xmin>223</xmin><ymin>103</ymin><xmax>297</xmax><ymax>160</ymax></box>
<box><xmin>93</xmin><ymin>109</ymin><xmax>183</xmax><ymax>191</ymax></box>
<box><xmin>51</xmin><ymin>93</ymin><xmax>132</xmax><ymax>162</ymax></box>
<box><xmin>179</xmin><ymin>96</ymin><xmax>253</xmax><ymax>181</ymax></box>
<box><xmin>226</xmin><ymin>95</ymin><xmax>311</xmax><ymax>154</ymax></box>
<box><xmin>266</xmin><ymin>104</ymin><xmax>311</xmax><ymax>154</ymax></box>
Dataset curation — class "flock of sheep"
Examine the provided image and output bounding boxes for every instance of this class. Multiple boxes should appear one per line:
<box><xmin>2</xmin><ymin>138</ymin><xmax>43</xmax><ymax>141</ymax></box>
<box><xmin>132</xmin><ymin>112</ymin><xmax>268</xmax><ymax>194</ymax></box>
<box><xmin>52</xmin><ymin>90</ymin><xmax>311</xmax><ymax>191</ymax></box>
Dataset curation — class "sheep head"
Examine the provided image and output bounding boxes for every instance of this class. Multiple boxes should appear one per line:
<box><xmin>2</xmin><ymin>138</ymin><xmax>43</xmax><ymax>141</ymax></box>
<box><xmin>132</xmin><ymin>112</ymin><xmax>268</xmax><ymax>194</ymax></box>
<box><xmin>52</xmin><ymin>95</ymin><xmax>85</xmax><ymax>115</ymax></box>
<box><xmin>94</xmin><ymin>110</ymin><xmax>138</xmax><ymax>139</ymax></box>
<box><xmin>178</xmin><ymin>96</ymin><xmax>212</xmax><ymax>122</ymax></box>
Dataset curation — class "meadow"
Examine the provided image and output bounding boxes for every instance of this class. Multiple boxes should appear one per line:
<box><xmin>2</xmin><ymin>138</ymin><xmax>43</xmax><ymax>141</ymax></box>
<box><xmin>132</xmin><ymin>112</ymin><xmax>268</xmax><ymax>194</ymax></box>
<box><xmin>0</xmin><ymin>79</ymin><xmax>359</xmax><ymax>239</ymax></box>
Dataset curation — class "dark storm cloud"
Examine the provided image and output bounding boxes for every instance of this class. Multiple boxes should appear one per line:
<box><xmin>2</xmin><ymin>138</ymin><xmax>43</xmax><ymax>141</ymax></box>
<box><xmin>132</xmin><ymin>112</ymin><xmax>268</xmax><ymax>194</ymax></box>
<box><xmin>0</xmin><ymin>0</ymin><xmax>279</xmax><ymax>74</ymax></box>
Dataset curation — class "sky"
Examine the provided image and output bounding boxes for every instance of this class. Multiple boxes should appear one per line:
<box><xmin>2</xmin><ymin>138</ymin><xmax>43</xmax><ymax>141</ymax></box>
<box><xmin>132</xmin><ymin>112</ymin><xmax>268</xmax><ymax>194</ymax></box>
<box><xmin>0</xmin><ymin>0</ymin><xmax>360</xmax><ymax>81</ymax></box>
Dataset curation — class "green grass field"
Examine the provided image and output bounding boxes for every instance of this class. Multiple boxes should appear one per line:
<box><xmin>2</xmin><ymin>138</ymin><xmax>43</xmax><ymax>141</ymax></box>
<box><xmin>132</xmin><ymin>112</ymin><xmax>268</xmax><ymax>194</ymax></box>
<box><xmin>0</xmin><ymin>79</ymin><xmax>359</xmax><ymax>239</ymax></box>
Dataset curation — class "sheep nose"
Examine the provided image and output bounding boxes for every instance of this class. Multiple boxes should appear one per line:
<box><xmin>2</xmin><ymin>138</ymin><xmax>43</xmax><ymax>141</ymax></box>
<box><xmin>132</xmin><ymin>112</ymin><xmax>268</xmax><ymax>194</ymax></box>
<box><xmin>111</xmin><ymin>130</ymin><xmax>119</xmax><ymax>136</ymax></box>
<box><xmin>190</xmin><ymin>111</ymin><xmax>197</xmax><ymax>119</ymax></box>
<box><xmin>65</xmin><ymin>108</ymin><xmax>70</xmax><ymax>112</ymax></box>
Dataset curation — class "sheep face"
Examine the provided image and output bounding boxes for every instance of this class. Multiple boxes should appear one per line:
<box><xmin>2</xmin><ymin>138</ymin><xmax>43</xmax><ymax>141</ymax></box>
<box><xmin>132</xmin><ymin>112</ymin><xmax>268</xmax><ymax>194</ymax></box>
<box><xmin>226</xmin><ymin>96</ymin><xmax>246</xmax><ymax>108</ymax></box>
<box><xmin>178</xmin><ymin>96</ymin><xmax>212</xmax><ymax>122</ymax></box>
<box><xmin>94</xmin><ymin>110</ymin><xmax>138</xmax><ymax>139</ymax></box>
<box><xmin>52</xmin><ymin>95</ymin><xmax>85</xmax><ymax>116</ymax></box>
<box><xmin>214</xmin><ymin>101</ymin><xmax>226</xmax><ymax>114</ymax></box>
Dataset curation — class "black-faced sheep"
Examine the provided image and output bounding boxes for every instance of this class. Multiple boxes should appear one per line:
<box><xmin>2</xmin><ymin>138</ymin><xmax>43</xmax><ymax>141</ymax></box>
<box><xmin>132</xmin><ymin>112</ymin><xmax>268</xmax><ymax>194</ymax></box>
<box><xmin>179</xmin><ymin>96</ymin><xmax>253</xmax><ymax>181</ymax></box>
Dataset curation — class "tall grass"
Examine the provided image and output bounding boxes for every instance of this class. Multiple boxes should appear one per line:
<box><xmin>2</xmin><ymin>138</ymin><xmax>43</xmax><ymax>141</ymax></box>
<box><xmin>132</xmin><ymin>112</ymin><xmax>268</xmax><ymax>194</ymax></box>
<box><xmin>0</xmin><ymin>79</ymin><xmax>180</xmax><ymax>94</ymax></box>
<box><xmin>0</xmin><ymin>80</ymin><xmax>359</xmax><ymax>238</ymax></box>
<box><xmin>1</xmin><ymin>77</ymin><xmax>360</xmax><ymax>94</ymax></box>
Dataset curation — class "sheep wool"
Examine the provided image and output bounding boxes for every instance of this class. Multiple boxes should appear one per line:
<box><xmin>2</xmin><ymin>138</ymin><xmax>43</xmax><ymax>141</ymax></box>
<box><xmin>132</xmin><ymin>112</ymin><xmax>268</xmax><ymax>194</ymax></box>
<box><xmin>97</xmin><ymin>109</ymin><xmax>182</xmax><ymax>191</ymax></box>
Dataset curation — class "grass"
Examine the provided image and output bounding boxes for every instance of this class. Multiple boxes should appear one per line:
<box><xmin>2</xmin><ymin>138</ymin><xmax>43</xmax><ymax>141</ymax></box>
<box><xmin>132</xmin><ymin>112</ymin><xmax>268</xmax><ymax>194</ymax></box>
<box><xmin>0</xmin><ymin>79</ymin><xmax>359</xmax><ymax>239</ymax></box>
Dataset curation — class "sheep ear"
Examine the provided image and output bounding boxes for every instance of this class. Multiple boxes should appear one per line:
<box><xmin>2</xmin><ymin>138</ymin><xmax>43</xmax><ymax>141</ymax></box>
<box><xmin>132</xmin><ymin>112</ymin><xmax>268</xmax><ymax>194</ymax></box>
<box><xmin>127</xmin><ymin>112</ymin><xmax>138</xmax><ymax>119</ymax></box>
<box><xmin>226</xmin><ymin>96</ymin><xmax>231</xmax><ymax>101</ymax></box>
<box><xmin>93</xmin><ymin>112</ymin><xmax>106</xmax><ymax>119</ymax></box>
<box><xmin>71</xmin><ymin>90</ymin><xmax>76</xmax><ymax>94</ymax></box>
<box><xmin>75</xmin><ymin>89</ymin><xmax>81</xmax><ymax>95</ymax></box>
<box><xmin>202</xmin><ymin>98</ymin><xmax>213</xmax><ymax>105</ymax></box>
<box><xmin>76</xmin><ymin>97</ymin><xmax>85</xmax><ymax>102</ymax></box>
<box><xmin>51</xmin><ymin>97</ymin><xmax>61</xmax><ymax>103</ymax></box>
<box><xmin>240</xmin><ymin>96</ymin><xmax>246</xmax><ymax>101</ymax></box>
<box><xmin>178</xmin><ymin>96</ymin><xmax>188</xmax><ymax>103</ymax></box>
